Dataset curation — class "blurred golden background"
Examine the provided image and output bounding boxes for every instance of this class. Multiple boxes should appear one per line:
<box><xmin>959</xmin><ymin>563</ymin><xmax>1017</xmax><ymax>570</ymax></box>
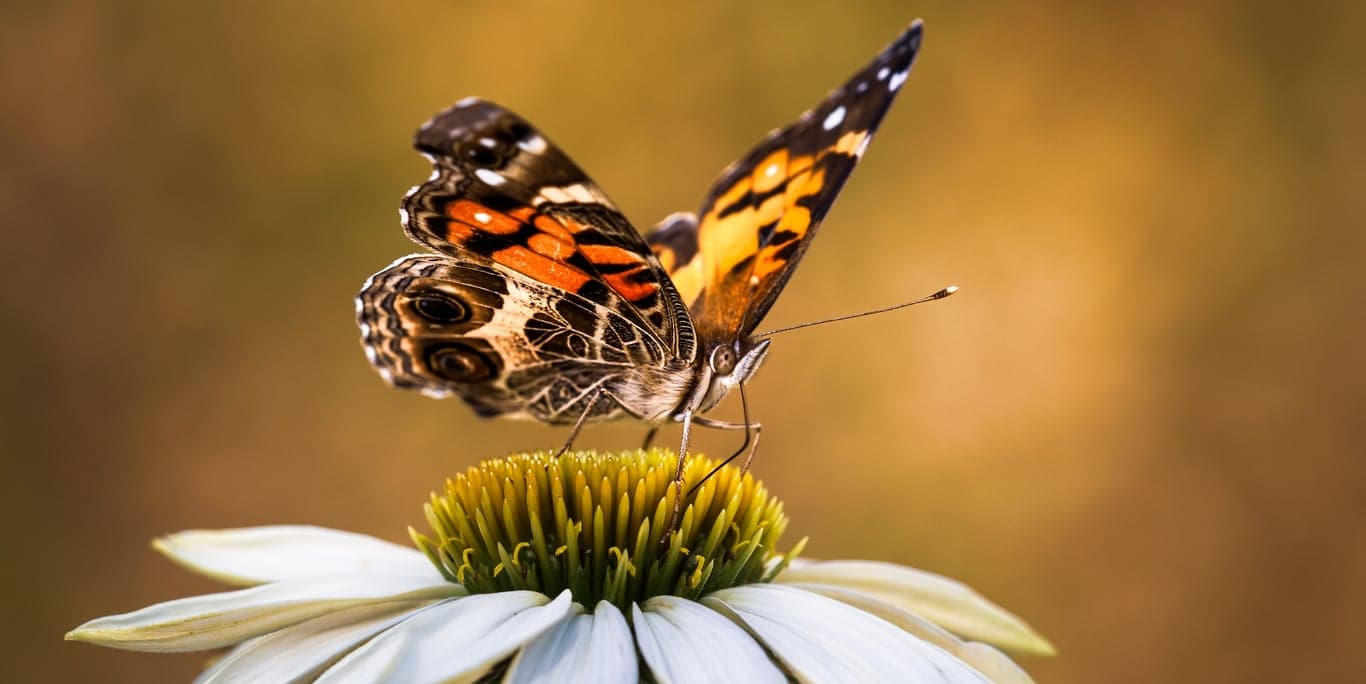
<box><xmin>4</xmin><ymin>1</ymin><xmax>1363</xmax><ymax>681</ymax></box>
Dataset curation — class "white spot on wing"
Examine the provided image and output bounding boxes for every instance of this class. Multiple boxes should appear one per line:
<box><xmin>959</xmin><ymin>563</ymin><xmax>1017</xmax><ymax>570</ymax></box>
<box><xmin>877</xmin><ymin>66</ymin><xmax>890</xmax><ymax>81</ymax></box>
<box><xmin>517</xmin><ymin>135</ymin><xmax>547</xmax><ymax>154</ymax></box>
<box><xmin>539</xmin><ymin>186</ymin><xmax>571</xmax><ymax>203</ymax></box>
<box><xmin>398</xmin><ymin>207</ymin><xmax>410</xmax><ymax>224</ymax></box>
<box><xmin>455</xmin><ymin>96</ymin><xmax>480</xmax><ymax>107</ymax></box>
<box><xmin>473</xmin><ymin>211</ymin><xmax>491</xmax><ymax>224</ymax></box>
<box><xmin>478</xmin><ymin>137</ymin><xmax>496</xmax><ymax>148</ymax></box>
<box><xmin>856</xmin><ymin>81</ymin><xmax>869</xmax><ymax>93</ymax></box>
<box><xmin>822</xmin><ymin>106</ymin><xmax>846</xmax><ymax>131</ymax></box>
<box><xmin>475</xmin><ymin>168</ymin><xmax>506</xmax><ymax>186</ymax></box>
<box><xmin>749</xmin><ymin>274</ymin><xmax>760</xmax><ymax>286</ymax></box>
<box><xmin>565</xmin><ymin>184</ymin><xmax>595</xmax><ymax>203</ymax></box>
<box><xmin>765</xmin><ymin>163</ymin><xmax>780</xmax><ymax>177</ymax></box>
<box><xmin>855</xmin><ymin>135</ymin><xmax>871</xmax><ymax>158</ymax></box>
<box><xmin>889</xmin><ymin>69</ymin><xmax>909</xmax><ymax>92</ymax></box>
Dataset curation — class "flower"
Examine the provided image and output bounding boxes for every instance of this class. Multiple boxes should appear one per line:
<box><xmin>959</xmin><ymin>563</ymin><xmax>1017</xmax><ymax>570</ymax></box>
<box><xmin>67</xmin><ymin>450</ymin><xmax>1054</xmax><ymax>682</ymax></box>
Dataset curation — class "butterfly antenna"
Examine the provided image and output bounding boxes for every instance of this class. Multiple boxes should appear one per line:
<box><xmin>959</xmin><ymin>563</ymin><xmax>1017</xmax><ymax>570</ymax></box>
<box><xmin>753</xmin><ymin>285</ymin><xmax>958</xmax><ymax>338</ymax></box>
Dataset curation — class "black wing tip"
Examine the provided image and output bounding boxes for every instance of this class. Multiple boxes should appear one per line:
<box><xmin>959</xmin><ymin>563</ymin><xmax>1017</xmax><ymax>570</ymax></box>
<box><xmin>890</xmin><ymin>19</ymin><xmax>925</xmax><ymax>67</ymax></box>
<box><xmin>413</xmin><ymin>97</ymin><xmax>515</xmax><ymax>153</ymax></box>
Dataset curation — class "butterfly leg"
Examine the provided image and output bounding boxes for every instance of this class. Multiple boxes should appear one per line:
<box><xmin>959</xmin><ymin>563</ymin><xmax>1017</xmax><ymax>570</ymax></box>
<box><xmin>688</xmin><ymin>416</ymin><xmax>763</xmax><ymax>494</ymax></box>
<box><xmin>554</xmin><ymin>389</ymin><xmax>602</xmax><ymax>458</ymax></box>
<box><xmin>660</xmin><ymin>410</ymin><xmax>695</xmax><ymax>545</ymax></box>
<box><xmin>689</xmin><ymin>381</ymin><xmax>762</xmax><ymax>491</ymax></box>
<box><xmin>672</xmin><ymin>410</ymin><xmax>694</xmax><ymax>483</ymax></box>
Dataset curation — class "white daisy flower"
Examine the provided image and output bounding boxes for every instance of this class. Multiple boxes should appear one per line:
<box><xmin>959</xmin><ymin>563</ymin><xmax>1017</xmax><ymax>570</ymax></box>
<box><xmin>68</xmin><ymin>450</ymin><xmax>1054</xmax><ymax>682</ymax></box>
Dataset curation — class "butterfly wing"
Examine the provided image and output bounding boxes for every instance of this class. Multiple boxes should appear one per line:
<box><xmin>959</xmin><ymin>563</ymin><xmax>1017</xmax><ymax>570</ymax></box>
<box><xmin>358</xmin><ymin>100</ymin><xmax>699</xmax><ymax>424</ymax></box>
<box><xmin>403</xmin><ymin>98</ymin><xmax>696</xmax><ymax>358</ymax></box>
<box><xmin>358</xmin><ymin>255</ymin><xmax>693</xmax><ymax>424</ymax></box>
<box><xmin>649</xmin><ymin>21</ymin><xmax>924</xmax><ymax>342</ymax></box>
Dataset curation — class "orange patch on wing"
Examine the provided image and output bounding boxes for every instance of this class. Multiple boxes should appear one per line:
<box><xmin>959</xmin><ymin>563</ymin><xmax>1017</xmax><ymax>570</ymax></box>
<box><xmin>447</xmin><ymin>200</ymin><xmax>521</xmax><ymax>235</ymax></box>
<box><xmin>751</xmin><ymin>149</ymin><xmax>789</xmax><ymax>193</ymax></box>
<box><xmin>527</xmin><ymin>232</ymin><xmax>574</xmax><ymax>259</ymax></box>
<box><xmin>692</xmin><ymin>150</ymin><xmax>832</xmax><ymax>307</ymax></box>
<box><xmin>533</xmin><ymin>214</ymin><xmax>575</xmax><ymax>242</ymax></box>
<box><xmin>653</xmin><ymin>241</ymin><xmax>705</xmax><ymax>305</ymax></box>
<box><xmin>791</xmin><ymin>168</ymin><xmax>826</xmax><ymax>202</ymax></box>
<box><xmin>714</xmin><ymin>177</ymin><xmax>751</xmax><ymax>213</ymax></box>
<box><xmin>603</xmin><ymin>266</ymin><xmax>658</xmax><ymax>302</ymax></box>
<box><xmin>667</xmin><ymin>259</ymin><xmax>705</xmax><ymax>307</ymax></box>
<box><xmin>776</xmin><ymin>205</ymin><xmax>812</xmax><ymax>237</ymax></box>
<box><xmin>700</xmin><ymin>210</ymin><xmax>759</xmax><ymax>277</ymax></box>
<box><xmin>552</xmin><ymin>214</ymin><xmax>595</xmax><ymax>235</ymax></box>
<box><xmin>752</xmin><ymin>205</ymin><xmax>812</xmax><ymax>279</ymax></box>
<box><xmin>834</xmin><ymin>130</ymin><xmax>868</xmax><ymax>155</ymax></box>
<box><xmin>755</xmin><ymin>193</ymin><xmax>785</xmax><ymax>225</ymax></box>
<box><xmin>581</xmin><ymin>243</ymin><xmax>644</xmax><ymax>266</ymax></box>
<box><xmin>652</xmin><ymin>244</ymin><xmax>679</xmax><ymax>271</ymax></box>
<box><xmin>491</xmin><ymin>246</ymin><xmax>591</xmax><ymax>292</ymax></box>
<box><xmin>444</xmin><ymin>220</ymin><xmax>477</xmax><ymax>244</ymax></box>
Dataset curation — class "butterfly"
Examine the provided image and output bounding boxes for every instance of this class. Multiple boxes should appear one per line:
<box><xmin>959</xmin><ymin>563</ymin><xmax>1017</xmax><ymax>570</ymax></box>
<box><xmin>358</xmin><ymin>21</ymin><xmax>925</xmax><ymax>479</ymax></box>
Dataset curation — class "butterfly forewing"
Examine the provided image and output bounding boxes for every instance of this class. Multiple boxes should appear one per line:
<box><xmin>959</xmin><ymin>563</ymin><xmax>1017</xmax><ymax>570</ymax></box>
<box><xmin>649</xmin><ymin>21</ymin><xmax>924</xmax><ymax>342</ymax></box>
<box><xmin>402</xmin><ymin>99</ymin><xmax>696</xmax><ymax>360</ymax></box>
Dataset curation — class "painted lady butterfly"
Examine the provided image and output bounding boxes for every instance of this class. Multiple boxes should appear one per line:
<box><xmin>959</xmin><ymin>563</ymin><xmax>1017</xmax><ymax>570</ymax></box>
<box><xmin>358</xmin><ymin>21</ymin><xmax>925</xmax><ymax>477</ymax></box>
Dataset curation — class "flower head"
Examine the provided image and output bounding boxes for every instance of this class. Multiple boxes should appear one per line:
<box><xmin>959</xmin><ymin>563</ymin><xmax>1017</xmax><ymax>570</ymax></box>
<box><xmin>412</xmin><ymin>449</ymin><xmax>800</xmax><ymax>610</ymax></box>
<box><xmin>68</xmin><ymin>450</ymin><xmax>1053</xmax><ymax>682</ymax></box>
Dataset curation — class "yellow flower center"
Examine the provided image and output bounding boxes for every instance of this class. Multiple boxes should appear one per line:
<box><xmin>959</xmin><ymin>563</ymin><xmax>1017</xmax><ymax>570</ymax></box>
<box><xmin>411</xmin><ymin>449</ymin><xmax>805</xmax><ymax>610</ymax></box>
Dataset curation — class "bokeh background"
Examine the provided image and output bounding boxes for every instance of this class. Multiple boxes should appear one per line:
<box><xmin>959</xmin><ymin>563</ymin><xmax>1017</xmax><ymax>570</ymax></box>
<box><xmin>4</xmin><ymin>1</ymin><xmax>1363</xmax><ymax>681</ymax></box>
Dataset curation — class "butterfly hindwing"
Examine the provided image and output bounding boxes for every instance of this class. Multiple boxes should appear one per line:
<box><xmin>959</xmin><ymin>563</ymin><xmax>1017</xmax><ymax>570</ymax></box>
<box><xmin>358</xmin><ymin>255</ymin><xmax>693</xmax><ymax>424</ymax></box>
<box><xmin>650</xmin><ymin>20</ymin><xmax>924</xmax><ymax>341</ymax></box>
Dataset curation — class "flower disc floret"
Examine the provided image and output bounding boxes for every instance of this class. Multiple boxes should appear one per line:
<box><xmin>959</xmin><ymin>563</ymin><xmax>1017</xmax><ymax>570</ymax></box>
<box><xmin>411</xmin><ymin>449</ymin><xmax>804</xmax><ymax>611</ymax></box>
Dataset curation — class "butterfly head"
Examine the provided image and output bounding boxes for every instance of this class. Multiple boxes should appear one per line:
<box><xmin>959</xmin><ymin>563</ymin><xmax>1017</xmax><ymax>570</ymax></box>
<box><xmin>694</xmin><ymin>338</ymin><xmax>771</xmax><ymax>413</ymax></box>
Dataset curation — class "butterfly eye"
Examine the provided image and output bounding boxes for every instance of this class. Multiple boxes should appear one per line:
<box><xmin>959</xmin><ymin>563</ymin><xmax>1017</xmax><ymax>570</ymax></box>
<box><xmin>425</xmin><ymin>342</ymin><xmax>496</xmax><ymax>383</ymax></box>
<box><xmin>410</xmin><ymin>293</ymin><xmax>469</xmax><ymax>324</ymax></box>
<box><xmin>709</xmin><ymin>345</ymin><xmax>737</xmax><ymax>375</ymax></box>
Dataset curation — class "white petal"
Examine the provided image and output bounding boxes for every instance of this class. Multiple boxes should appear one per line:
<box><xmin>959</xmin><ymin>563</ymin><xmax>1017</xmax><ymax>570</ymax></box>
<box><xmin>776</xmin><ymin>560</ymin><xmax>1055</xmax><ymax>656</ymax></box>
<box><xmin>705</xmin><ymin>584</ymin><xmax>989</xmax><ymax>683</ymax></box>
<box><xmin>194</xmin><ymin>600</ymin><xmax>436</xmax><ymax>683</ymax></box>
<box><xmin>314</xmin><ymin>624</ymin><xmax>410</xmax><ymax>682</ymax></box>
<box><xmin>505</xmin><ymin>601</ymin><xmax>636</xmax><ymax>684</ymax></box>
<box><xmin>634</xmin><ymin>596</ymin><xmax>786</xmax><ymax>684</ymax></box>
<box><xmin>317</xmin><ymin>590</ymin><xmax>574</xmax><ymax>684</ymax></box>
<box><xmin>789</xmin><ymin>583</ymin><xmax>966</xmax><ymax>652</ymax></box>
<box><xmin>789</xmin><ymin>584</ymin><xmax>1035</xmax><ymax>683</ymax></box>
<box><xmin>155</xmin><ymin>526</ymin><xmax>436</xmax><ymax>586</ymax></box>
<box><xmin>957</xmin><ymin>642</ymin><xmax>1037</xmax><ymax>684</ymax></box>
<box><xmin>66</xmin><ymin>574</ymin><xmax>461</xmax><ymax>653</ymax></box>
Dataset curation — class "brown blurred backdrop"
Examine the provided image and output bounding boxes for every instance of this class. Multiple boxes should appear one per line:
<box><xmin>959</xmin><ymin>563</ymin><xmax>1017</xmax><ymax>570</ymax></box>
<box><xmin>4</xmin><ymin>1</ymin><xmax>1364</xmax><ymax>681</ymax></box>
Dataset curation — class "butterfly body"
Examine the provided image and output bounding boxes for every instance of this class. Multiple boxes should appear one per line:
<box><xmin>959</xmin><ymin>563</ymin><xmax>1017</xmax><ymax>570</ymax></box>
<box><xmin>358</xmin><ymin>21</ymin><xmax>924</xmax><ymax>452</ymax></box>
